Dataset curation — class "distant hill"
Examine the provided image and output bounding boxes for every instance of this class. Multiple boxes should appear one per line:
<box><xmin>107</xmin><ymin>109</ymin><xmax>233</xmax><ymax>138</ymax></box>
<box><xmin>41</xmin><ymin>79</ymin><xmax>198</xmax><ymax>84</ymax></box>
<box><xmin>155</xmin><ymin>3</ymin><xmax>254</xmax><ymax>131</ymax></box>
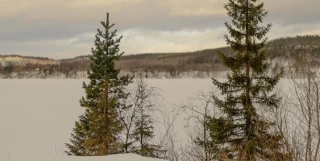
<box><xmin>116</xmin><ymin>35</ymin><xmax>320</xmax><ymax>72</ymax></box>
<box><xmin>0</xmin><ymin>35</ymin><xmax>320</xmax><ymax>78</ymax></box>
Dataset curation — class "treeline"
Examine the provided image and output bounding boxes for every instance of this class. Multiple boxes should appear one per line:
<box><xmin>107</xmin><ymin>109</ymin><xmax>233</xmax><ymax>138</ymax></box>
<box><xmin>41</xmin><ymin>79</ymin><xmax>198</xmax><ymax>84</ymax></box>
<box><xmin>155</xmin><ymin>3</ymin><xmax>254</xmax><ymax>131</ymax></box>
<box><xmin>118</xmin><ymin>35</ymin><xmax>320</xmax><ymax>73</ymax></box>
<box><xmin>0</xmin><ymin>54</ymin><xmax>53</xmax><ymax>60</ymax></box>
<box><xmin>0</xmin><ymin>60</ymin><xmax>89</xmax><ymax>78</ymax></box>
<box><xmin>266</xmin><ymin>35</ymin><xmax>320</xmax><ymax>59</ymax></box>
<box><xmin>56</xmin><ymin>35</ymin><xmax>320</xmax><ymax>73</ymax></box>
<box><xmin>1</xmin><ymin>35</ymin><xmax>320</xmax><ymax>79</ymax></box>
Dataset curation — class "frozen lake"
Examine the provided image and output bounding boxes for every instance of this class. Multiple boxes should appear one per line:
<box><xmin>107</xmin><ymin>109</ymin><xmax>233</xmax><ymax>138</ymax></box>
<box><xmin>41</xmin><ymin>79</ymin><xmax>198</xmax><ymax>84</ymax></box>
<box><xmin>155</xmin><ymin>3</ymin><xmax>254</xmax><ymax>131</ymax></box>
<box><xmin>0</xmin><ymin>79</ymin><xmax>214</xmax><ymax>161</ymax></box>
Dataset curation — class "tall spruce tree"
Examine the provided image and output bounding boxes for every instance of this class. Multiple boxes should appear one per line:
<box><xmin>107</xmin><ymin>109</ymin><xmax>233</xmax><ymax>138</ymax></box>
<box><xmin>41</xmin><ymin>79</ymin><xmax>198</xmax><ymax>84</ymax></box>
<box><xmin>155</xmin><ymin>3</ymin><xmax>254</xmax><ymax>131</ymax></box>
<box><xmin>208</xmin><ymin>0</ymin><xmax>289</xmax><ymax>160</ymax></box>
<box><xmin>66</xmin><ymin>13</ymin><xmax>132</xmax><ymax>156</ymax></box>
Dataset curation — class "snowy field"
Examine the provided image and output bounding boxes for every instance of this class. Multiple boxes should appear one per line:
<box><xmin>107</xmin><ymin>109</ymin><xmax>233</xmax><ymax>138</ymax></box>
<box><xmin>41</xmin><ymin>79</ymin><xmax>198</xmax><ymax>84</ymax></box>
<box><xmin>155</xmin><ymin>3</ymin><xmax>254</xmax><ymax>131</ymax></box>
<box><xmin>0</xmin><ymin>79</ymin><xmax>215</xmax><ymax>161</ymax></box>
<box><xmin>37</xmin><ymin>153</ymin><xmax>165</xmax><ymax>161</ymax></box>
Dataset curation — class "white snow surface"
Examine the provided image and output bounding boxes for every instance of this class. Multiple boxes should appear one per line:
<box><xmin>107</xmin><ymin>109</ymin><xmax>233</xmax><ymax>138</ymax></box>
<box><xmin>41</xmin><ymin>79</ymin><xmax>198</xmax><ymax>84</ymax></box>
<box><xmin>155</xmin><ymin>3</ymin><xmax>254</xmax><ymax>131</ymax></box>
<box><xmin>36</xmin><ymin>153</ymin><xmax>166</xmax><ymax>161</ymax></box>
<box><xmin>0</xmin><ymin>79</ymin><xmax>291</xmax><ymax>161</ymax></box>
<box><xmin>0</xmin><ymin>79</ymin><xmax>213</xmax><ymax>161</ymax></box>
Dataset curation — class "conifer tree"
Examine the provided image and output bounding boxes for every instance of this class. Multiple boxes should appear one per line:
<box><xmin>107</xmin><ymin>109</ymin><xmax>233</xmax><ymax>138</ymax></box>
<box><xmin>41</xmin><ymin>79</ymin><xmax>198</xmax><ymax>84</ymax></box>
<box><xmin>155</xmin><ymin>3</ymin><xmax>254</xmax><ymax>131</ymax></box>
<box><xmin>84</xmin><ymin>74</ymin><xmax>124</xmax><ymax>155</ymax></box>
<box><xmin>133</xmin><ymin>109</ymin><xmax>158</xmax><ymax>157</ymax></box>
<box><xmin>65</xmin><ymin>110</ymin><xmax>90</xmax><ymax>156</ymax></box>
<box><xmin>129</xmin><ymin>75</ymin><xmax>164</xmax><ymax>158</ymax></box>
<box><xmin>208</xmin><ymin>0</ymin><xmax>290</xmax><ymax>160</ymax></box>
<box><xmin>66</xmin><ymin>13</ymin><xmax>132</xmax><ymax>156</ymax></box>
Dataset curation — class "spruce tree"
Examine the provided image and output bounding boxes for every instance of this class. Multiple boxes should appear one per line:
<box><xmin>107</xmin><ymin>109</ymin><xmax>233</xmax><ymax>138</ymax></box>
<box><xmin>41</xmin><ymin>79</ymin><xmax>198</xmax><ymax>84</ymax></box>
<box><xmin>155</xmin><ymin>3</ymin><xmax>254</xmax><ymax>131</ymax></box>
<box><xmin>133</xmin><ymin>111</ymin><xmax>157</xmax><ymax>157</ymax></box>
<box><xmin>66</xmin><ymin>13</ymin><xmax>132</xmax><ymax>156</ymax></box>
<box><xmin>131</xmin><ymin>75</ymin><xmax>164</xmax><ymax>158</ymax></box>
<box><xmin>84</xmin><ymin>74</ymin><xmax>124</xmax><ymax>155</ymax></box>
<box><xmin>208</xmin><ymin>0</ymin><xmax>289</xmax><ymax>160</ymax></box>
<box><xmin>65</xmin><ymin>110</ymin><xmax>90</xmax><ymax>156</ymax></box>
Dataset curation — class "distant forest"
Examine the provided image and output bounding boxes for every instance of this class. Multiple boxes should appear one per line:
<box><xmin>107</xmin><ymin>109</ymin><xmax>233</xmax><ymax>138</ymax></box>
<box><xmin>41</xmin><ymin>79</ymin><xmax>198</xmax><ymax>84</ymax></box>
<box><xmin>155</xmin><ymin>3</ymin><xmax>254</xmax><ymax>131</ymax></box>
<box><xmin>117</xmin><ymin>35</ymin><xmax>320</xmax><ymax>72</ymax></box>
<box><xmin>1</xmin><ymin>35</ymin><xmax>320</xmax><ymax>78</ymax></box>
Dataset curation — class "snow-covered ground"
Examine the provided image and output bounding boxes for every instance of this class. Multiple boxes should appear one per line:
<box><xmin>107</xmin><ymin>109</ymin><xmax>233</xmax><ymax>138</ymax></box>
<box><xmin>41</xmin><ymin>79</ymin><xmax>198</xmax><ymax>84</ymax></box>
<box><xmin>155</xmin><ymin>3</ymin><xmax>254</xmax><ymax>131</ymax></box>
<box><xmin>0</xmin><ymin>78</ymin><xmax>296</xmax><ymax>161</ymax></box>
<box><xmin>0</xmin><ymin>79</ymin><xmax>214</xmax><ymax>161</ymax></box>
<box><xmin>0</xmin><ymin>71</ymin><xmax>230</xmax><ymax>79</ymax></box>
<box><xmin>37</xmin><ymin>153</ymin><xmax>165</xmax><ymax>161</ymax></box>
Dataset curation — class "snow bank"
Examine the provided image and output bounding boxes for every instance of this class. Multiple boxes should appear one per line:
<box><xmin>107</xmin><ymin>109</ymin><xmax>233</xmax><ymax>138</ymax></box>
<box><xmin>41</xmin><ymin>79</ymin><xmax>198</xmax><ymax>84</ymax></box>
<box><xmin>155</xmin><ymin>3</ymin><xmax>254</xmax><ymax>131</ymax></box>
<box><xmin>37</xmin><ymin>154</ymin><xmax>167</xmax><ymax>161</ymax></box>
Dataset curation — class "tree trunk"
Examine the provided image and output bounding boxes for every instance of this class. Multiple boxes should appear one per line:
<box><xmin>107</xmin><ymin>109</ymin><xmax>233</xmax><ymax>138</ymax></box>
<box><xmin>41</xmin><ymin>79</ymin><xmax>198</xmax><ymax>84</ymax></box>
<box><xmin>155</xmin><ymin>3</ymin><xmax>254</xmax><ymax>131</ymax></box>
<box><xmin>141</xmin><ymin>108</ymin><xmax>144</xmax><ymax>156</ymax></box>
<box><xmin>305</xmin><ymin>72</ymin><xmax>312</xmax><ymax>161</ymax></box>
<box><xmin>314</xmin><ymin>80</ymin><xmax>320</xmax><ymax>161</ymax></box>
<box><xmin>244</xmin><ymin>1</ymin><xmax>252</xmax><ymax>159</ymax></box>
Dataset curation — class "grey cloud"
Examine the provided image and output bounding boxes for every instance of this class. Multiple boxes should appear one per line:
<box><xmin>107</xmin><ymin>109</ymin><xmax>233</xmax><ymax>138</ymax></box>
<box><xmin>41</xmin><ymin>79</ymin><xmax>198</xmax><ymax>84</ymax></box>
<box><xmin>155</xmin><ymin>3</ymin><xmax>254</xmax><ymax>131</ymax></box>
<box><xmin>266</xmin><ymin>0</ymin><xmax>320</xmax><ymax>26</ymax></box>
<box><xmin>0</xmin><ymin>14</ymin><xmax>97</xmax><ymax>42</ymax></box>
<box><xmin>0</xmin><ymin>8</ymin><xmax>225</xmax><ymax>42</ymax></box>
<box><xmin>0</xmin><ymin>0</ymin><xmax>319</xmax><ymax>58</ymax></box>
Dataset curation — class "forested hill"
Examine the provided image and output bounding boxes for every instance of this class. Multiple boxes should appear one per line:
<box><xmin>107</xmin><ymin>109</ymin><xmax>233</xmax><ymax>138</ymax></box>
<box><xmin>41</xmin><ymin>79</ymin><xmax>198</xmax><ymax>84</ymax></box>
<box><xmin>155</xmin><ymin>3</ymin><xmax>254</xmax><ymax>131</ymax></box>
<box><xmin>0</xmin><ymin>35</ymin><xmax>320</xmax><ymax>78</ymax></box>
<box><xmin>117</xmin><ymin>35</ymin><xmax>320</xmax><ymax>72</ymax></box>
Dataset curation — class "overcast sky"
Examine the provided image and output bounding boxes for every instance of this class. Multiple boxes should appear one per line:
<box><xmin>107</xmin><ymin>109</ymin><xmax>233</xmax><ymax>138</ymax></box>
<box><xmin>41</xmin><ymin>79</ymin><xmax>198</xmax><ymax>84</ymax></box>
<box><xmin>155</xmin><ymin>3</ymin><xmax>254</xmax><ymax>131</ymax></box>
<box><xmin>0</xmin><ymin>0</ymin><xmax>319</xmax><ymax>59</ymax></box>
